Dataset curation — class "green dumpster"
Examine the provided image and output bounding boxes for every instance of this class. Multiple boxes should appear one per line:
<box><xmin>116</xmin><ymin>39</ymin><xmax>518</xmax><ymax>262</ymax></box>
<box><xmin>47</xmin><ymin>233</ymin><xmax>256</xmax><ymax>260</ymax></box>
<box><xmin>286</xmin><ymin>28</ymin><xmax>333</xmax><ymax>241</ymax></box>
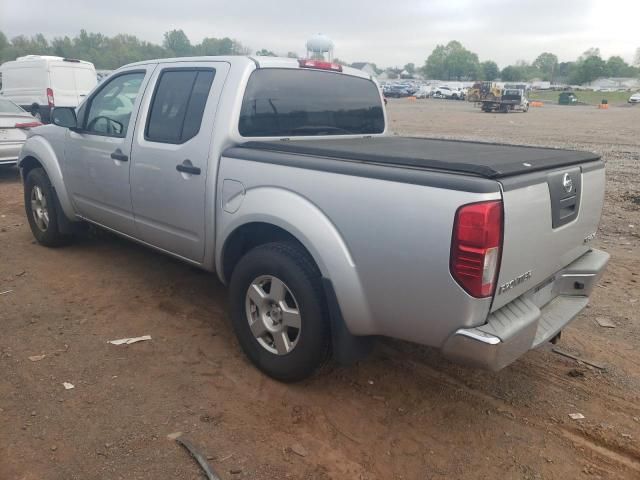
<box><xmin>559</xmin><ymin>92</ymin><xmax>578</xmax><ymax>105</ymax></box>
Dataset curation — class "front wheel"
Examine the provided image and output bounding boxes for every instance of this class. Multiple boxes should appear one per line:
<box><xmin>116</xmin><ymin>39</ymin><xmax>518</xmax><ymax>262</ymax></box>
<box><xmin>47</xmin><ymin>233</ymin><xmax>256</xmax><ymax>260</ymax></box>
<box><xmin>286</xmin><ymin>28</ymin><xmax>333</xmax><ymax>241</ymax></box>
<box><xmin>229</xmin><ymin>242</ymin><xmax>331</xmax><ymax>382</ymax></box>
<box><xmin>24</xmin><ymin>168</ymin><xmax>73</xmax><ymax>246</ymax></box>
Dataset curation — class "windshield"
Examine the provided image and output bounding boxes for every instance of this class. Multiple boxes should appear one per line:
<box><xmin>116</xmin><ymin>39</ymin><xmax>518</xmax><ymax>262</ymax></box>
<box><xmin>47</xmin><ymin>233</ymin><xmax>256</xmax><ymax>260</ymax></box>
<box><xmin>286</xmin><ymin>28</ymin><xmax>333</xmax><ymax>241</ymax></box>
<box><xmin>0</xmin><ymin>98</ymin><xmax>26</xmax><ymax>114</ymax></box>
<box><xmin>239</xmin><ymin>68</ymin><xmax>385</xmax><ymax>137</ymax></box>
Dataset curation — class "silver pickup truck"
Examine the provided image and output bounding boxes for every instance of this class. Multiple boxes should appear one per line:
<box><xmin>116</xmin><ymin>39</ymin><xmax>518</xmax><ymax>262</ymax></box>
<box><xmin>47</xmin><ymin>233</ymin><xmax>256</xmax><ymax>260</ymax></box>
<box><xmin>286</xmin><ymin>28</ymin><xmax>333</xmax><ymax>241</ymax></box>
<box><xmin>18</xmin><ymin>56</ymin><xmax>609</xmax><ymax>381</ymax></box>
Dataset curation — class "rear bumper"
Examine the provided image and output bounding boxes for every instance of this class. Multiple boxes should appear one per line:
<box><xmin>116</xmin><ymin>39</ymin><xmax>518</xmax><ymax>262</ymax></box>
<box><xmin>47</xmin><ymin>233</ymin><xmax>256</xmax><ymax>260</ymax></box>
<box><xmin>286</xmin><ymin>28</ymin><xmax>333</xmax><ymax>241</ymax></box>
<box><xmin>0</xmin><ymin>142</ymin><xmax>24</xmax><ymax>165</ymax></box>
<box><xmin>442</xmin><ymin>248</ymin><xmax>609</xmax><ymax>371</ymax></box>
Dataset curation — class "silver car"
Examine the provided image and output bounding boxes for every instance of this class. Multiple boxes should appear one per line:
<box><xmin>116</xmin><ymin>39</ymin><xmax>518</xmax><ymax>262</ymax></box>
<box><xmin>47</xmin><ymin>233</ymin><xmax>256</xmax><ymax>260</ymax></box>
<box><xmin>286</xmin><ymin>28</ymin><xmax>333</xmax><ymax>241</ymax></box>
<box><xmin>0</xmin><ymin>98</ymin><xmax>41</xmax><ymax>166</ymax></box>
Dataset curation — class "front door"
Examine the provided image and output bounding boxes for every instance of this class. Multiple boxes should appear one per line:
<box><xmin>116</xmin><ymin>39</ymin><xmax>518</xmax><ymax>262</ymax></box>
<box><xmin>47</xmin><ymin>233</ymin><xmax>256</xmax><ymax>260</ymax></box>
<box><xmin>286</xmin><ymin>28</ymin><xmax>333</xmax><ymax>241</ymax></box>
<box><xmin>130</xmin><ymin>61</ymin><xmax>229</xmax><ymax>262</ymax></box>
<box><xmin>62</xmin><ymin>68</ymin><xmax>153</xmax><ymax>235</ymax></box>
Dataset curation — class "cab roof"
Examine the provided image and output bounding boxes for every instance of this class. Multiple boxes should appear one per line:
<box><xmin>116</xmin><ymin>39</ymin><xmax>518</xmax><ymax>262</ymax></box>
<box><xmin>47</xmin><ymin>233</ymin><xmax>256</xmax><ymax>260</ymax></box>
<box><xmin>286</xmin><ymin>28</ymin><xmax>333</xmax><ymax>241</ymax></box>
<box><xmin>121</xmin><ymin>56</ymin><xmax>373</xmax><ymax>80</ymax></box>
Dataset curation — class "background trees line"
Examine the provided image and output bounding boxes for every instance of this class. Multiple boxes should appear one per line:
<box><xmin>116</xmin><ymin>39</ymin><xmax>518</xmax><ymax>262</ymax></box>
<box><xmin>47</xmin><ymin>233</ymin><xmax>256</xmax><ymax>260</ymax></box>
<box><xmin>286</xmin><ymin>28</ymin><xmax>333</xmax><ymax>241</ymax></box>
<box><xmin>1</xmin><ymin>30</ymin><xmax>638</xmax><ymax>85</ymax></box>
<box><xmin>421</xmin><ymin>41</ymin><xmax>640</xmax><ymax>84</ymax></box>
<box><xmin>0</xmin><ymin>29</ymin><xmax>249</xmax><ymax>70</ymax></box>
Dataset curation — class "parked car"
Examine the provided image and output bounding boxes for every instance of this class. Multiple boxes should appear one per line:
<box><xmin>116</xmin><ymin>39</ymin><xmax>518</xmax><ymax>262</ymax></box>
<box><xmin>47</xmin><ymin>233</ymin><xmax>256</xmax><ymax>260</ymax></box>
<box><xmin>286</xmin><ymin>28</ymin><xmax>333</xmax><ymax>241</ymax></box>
<box><xmin>628</xmin><ymin>92</ymin><xmax>640</xmax><ymax>104</ymax></box>
<box><xmin>384</xmin><ymin>84</ymin><xmax>411</xmax><ymax>98</ymax></box>
<box><xmin>559</xmin><ymin>92</ymin><xmax>578</xmax><ymax>105</ymax></box>
<box><xmin>433</xmin><ymin>86</ymin><xmax>465</xmax><ymax>100</ymax></box>
<box><xmin>18</xmin><ymin>56</ymin><xmax>608</xmax><ymax>382</ymax></box>
<box><xmin>0</xmin><ymin>98</ymin><xmax>41</xmax><ymax>166</ymax></box>
<box><xmin>415</xmin><ymin>85</ymin><xmax>432</xmax><ymax>98</ymax></box>
<box><xmin>0</xmin><ymin>55</ymin><xmax>97</xmax><ymax>123</ymax></box>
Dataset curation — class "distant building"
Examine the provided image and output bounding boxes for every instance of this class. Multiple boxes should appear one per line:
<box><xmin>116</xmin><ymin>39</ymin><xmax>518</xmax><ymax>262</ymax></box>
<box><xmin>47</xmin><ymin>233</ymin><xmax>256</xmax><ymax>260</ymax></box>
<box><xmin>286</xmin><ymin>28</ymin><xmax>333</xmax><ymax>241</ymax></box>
<box><xmin>588</xmin><ymin>77</ymin><xmax>640</xmax><ymax>90</ymax></box>
<box><xmin>350</xmin><ymin>62</ymin><xmax>378</xmax><ymax>77</ymax></box>
<box><xmin>531</xmin><ymin>80</ymin><xmax>551</xmax><ymax>90</ymax></box>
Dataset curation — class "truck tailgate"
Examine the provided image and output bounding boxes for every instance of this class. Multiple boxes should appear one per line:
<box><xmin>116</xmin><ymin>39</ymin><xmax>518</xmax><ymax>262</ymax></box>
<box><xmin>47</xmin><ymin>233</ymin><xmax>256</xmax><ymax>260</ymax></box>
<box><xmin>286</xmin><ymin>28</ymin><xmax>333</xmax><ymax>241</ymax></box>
<box><xmin>492</xmin><ymin>161</ymin><xmax>605</xmax><ymax>311</ymax></box>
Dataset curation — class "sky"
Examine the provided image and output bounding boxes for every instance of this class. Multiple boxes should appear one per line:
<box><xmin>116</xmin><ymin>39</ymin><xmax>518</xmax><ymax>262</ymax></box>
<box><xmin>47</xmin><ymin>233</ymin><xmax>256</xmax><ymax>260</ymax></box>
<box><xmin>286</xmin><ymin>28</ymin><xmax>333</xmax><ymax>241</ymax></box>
<box><xmin>2</xmin><ymin>0</ymin><xmax>639</xmax><ymax>68</ymax></box>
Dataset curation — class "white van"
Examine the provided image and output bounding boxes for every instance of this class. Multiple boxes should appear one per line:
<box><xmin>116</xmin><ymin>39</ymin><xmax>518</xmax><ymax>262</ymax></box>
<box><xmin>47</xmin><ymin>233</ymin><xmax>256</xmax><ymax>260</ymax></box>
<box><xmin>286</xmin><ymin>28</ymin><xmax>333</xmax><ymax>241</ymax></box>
<box><xmin>0</xmin><ymin>55</ymin><xmax>97</xmax><ymax>123</ymax></box>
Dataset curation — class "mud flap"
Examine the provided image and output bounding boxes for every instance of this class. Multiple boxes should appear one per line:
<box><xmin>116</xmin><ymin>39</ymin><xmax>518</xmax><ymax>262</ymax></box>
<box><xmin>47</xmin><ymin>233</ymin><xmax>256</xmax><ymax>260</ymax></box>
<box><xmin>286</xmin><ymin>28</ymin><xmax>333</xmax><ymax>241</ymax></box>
<box><xmin>52</xmin><ymin>187</ymin><xmax>79</xmax><ymax>235</ymax></box>
<box><xmin>322</xmin><ymin>278</ymin><xmax>374</xmax><ymax>365</ymax></box>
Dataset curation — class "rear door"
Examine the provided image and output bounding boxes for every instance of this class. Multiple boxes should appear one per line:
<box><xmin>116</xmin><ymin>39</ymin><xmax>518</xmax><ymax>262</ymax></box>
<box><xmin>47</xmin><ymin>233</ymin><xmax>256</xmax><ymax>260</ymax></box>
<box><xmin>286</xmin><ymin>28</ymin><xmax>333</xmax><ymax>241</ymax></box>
<box><xmin>49</xmin><ymin>63</ymin><xmax>78</xmax><ymax>107</ymax></box>
<box><xmin>130</xmin><ymin>61</ymin><xmax>230</xmax><ymax>262</ymax></box>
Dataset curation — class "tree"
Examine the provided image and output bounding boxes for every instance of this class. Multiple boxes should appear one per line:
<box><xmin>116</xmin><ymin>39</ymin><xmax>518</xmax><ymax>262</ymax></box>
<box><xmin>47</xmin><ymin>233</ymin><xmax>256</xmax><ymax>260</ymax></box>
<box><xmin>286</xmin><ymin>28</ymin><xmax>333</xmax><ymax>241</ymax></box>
<box><xmin>565</xmin><ymin>49</ymin><xmax>607</xmax><ymax>84</ymax></box>
<box><xmin>606</xmin><ymin>56</ymin><xmax>632</xmax><ymax>77</ymax></box>
<box><xmin>423</xmin><ymin>45</ymin><xmax>446</xmax><ymax>79</ymax></box>
<box><xmin>532</xmin><ymin>52</ymin><xmax>558</xmax><ymax>81</ymax></box>
<box><xmin>255</xmin><ymin>49</ymin><xmax>276</xmax><ymax>57</ymax></box>
<box><xmin>555</xmin><ymin>62</ymin><xmax>576</xmax><ymax>83</ymax></box>
<box><xmin>580</xmin><ymin>47</ymin><xmax>601</xmax><ymax>60</ymax></box>
<box><xmin>500</xmin><ymin>65</ymin><xmax>524</xmax><ymax>82</ymax></box>
<box><xmin>403</xmin><ymin>63</ymin><xmax>416</xmax><ymax>75</ymax></box>
<box><xmin>422</xmin><ymin>41</ymin><xmax>479</xmax><ymax>80</ymax></box>
<box><xmin>286</xmin><ymin>51</ymin><xmax>298</xmax><ymax>58</ymax></box>
<box><xmin>480</xmin><ymin>60</ymin><xmax>499</xmax><ymax>80</ymax></box>
<box><xmin>634</xmin><ymin>47</ymin><xmax>640</xmax><ymax>67</ymax></box>
<box><xmin>195</xmin><ymin>37</ymin><xmax>247</xmax><ymax>56</ymax></box>
<box><xmin>163</xmin><ymin>29</ymin><xmax>192</xmax><ymax>56</ymax></box>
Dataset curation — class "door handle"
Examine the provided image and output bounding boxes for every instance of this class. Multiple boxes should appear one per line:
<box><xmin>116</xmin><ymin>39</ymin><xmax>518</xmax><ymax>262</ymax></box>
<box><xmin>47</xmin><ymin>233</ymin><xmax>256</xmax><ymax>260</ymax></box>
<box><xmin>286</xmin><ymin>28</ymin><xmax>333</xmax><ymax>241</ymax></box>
<box><xmin>176</xmin><ymin>160</ymin><xmax>201</xmax><ymax>175</ymax></box>
<box><xmin>110</xmin><ymin>149</ymin><xmax>128</xmax><ymax>162</ymax></box>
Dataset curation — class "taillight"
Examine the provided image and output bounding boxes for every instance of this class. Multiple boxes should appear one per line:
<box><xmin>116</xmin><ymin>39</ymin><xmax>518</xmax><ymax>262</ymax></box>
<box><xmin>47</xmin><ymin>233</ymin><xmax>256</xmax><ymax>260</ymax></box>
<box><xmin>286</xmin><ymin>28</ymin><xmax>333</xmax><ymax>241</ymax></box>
<box><xmin>298</xmin><ymin>59</ymin><xmax>342</xmax><ymax>72</ymax></box>
<box><xmin>46</xmin><ymin>88</ymin><xmax>55</xmax><ymax>107</ymax></box>
<box><xmin>15</xmin><ymin>121</ymin><xmax>43</xmax><ymax>129</ymax></box>
<box><xmin>450</xmin><ymin>200</ymin><xmax>503</xmax><ymax>298</ymax></box>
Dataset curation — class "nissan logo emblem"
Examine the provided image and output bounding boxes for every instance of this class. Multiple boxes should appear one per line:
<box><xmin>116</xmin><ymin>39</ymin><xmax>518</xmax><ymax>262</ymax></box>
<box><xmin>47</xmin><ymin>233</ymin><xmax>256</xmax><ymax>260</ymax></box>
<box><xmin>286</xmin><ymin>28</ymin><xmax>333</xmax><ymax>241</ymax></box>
<box><xmin>562</xmin><ymin>173</ymin><xmax>573</xmax><ymax>193</ymax></box>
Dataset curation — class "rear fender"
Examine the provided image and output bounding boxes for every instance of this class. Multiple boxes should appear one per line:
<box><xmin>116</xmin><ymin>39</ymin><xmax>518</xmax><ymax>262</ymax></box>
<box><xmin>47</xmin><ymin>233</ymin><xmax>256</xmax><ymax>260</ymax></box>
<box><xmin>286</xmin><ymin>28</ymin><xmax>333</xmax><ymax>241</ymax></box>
<box><xmin>216</xmin><ymin>186</ymin><xmax>373</xmax><ymax>335</ymax></box>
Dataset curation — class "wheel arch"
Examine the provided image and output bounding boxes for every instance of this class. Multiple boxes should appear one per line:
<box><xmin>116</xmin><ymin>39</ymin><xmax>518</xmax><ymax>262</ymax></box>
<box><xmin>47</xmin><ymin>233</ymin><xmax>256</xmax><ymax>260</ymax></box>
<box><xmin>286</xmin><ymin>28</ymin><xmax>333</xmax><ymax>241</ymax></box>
<box><xmin>18</xmin><ymin>136</ymin><xmax>75</xmax><ymax>220</ymax></box>
<box><xmin>215</xmin><ymin>186</ymin><xmax>373</xmax><ymax>337</ymax></box>
<box><xmin>220</xmin><ymin>222</ymin><xmax>311</xmax><ymax>284</ymax></box>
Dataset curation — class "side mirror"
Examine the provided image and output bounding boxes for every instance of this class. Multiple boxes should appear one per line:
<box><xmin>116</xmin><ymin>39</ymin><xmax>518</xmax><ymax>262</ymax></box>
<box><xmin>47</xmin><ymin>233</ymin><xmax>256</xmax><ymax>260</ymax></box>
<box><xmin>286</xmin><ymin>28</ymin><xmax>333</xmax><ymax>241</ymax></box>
<box><xmin>51</xmin><ymin>107</ymin><xmax>78</xmax><ymax>129</ymax></box>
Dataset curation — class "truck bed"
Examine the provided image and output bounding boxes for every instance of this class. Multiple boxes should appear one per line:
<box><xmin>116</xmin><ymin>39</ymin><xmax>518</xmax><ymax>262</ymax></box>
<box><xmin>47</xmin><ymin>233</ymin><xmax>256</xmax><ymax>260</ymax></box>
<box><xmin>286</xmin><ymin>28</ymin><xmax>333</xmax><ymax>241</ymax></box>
<box><xmin>238</xmin><ymin>137</ymin><xmax>600</xmax><ymax>179</ymax></box>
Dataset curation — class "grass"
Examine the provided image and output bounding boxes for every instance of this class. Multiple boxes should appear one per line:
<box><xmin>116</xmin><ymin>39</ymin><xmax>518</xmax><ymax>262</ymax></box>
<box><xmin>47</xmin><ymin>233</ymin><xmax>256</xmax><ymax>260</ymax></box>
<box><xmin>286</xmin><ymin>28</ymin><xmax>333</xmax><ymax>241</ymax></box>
<box><xmin>529</xmin><ymin>90</ymin><xmax>635</xmax><ymax>105</ymax></box>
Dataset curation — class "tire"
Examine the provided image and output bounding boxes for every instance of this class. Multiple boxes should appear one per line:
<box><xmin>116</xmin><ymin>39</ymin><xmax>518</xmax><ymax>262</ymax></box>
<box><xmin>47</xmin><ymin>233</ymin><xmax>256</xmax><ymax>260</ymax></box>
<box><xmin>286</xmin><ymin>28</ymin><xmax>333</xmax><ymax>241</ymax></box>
<box><xmin>24</xmin><ymin>168</ymin><xmax>73</xmax><ymax>247</ymax></box>
<box><xmin>229</xmin><ymin>242</ymin><xmax>331</xmax><ymax>382</ymax></box>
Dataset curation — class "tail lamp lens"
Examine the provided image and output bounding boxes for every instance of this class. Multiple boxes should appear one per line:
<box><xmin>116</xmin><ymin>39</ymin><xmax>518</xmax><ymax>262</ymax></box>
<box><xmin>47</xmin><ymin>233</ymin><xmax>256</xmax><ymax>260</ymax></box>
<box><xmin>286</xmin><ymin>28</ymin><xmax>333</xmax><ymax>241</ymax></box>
<box><xmin>15</xmin><ymin>121</ymin><xmax>43</xmax><ymax>129</ymax></box>
<box><xmin>450</xmin><ymin>200</ymin><xmax>503</xmax><ymax>298</ymax></box>
<box><xmin>46</xmin><ymin>88</ymin><xmax>55</xmax><ymax>107</ymax></box>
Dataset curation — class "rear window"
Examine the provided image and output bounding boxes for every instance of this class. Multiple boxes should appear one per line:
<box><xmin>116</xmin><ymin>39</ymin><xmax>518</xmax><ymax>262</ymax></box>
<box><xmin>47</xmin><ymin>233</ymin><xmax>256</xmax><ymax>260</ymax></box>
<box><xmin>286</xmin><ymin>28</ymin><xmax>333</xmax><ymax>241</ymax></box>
<box><xmin>239</xmin><ymin>69</ymin><xmax>384</xmax><ymax>137</ymax></box>
<box><xmin>145</xmin><ymin>69</ymin><xmax>215</xmax><ymax>144</ymax></box>
<box><xmin>0</xmin><ymin>98</ymin><xmax>26</xmax><ymax>114</ymax></box>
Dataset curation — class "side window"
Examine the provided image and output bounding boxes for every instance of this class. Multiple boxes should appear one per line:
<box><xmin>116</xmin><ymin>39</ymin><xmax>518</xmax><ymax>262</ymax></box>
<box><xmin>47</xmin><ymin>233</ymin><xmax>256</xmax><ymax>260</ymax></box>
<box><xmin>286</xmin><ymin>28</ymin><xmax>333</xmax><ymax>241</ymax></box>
<box><xmin>146</xmin><ymin>69</ymin><xmax>215</xmax><ymax>144</ymax></box>
<box><xmin>84</xmin><ymin>72</ymin><xmax>145</xmax><ymax>137</ymax></box>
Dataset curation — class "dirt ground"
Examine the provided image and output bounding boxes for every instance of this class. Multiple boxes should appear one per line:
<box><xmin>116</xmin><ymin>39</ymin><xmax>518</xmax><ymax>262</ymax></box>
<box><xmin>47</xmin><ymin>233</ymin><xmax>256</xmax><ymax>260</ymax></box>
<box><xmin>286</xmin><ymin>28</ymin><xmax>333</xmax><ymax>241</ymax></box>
<box><xmin>1</xmin><ymin>99</ymin><xmax>639</xmax><ymax>480</ymax></box>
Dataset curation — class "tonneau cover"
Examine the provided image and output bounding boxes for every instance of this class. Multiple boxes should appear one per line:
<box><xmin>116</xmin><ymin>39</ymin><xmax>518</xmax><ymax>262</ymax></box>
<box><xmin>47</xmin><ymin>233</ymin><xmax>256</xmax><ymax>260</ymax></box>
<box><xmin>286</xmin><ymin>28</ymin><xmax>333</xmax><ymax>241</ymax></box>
<box><xmin>239</xmin><ymin>137</ymin><xmax>600</xmax><ymax>179</ymax></box>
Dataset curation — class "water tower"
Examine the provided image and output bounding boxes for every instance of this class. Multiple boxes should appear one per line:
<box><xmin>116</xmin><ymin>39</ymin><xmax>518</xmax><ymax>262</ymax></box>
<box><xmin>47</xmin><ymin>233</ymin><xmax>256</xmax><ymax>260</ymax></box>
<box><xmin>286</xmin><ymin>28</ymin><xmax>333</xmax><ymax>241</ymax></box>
<box><xmin>306</xmin><ymin>34</ymin><xmax>334</xmax><ymax>61</ymax></box>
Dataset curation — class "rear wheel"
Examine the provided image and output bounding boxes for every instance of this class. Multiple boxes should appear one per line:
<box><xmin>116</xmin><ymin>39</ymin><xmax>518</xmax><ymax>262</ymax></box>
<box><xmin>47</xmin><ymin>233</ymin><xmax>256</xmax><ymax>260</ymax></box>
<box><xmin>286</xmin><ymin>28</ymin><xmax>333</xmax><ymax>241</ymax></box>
<box><xmin>229</xmin><ymin>242</ymin><xmax>331</xmax><ymax>382</ymax></box>
<box><xmin>24</xmin><ymin>168</ymin><xmax>72</xmax><ymax>246</ymax></box>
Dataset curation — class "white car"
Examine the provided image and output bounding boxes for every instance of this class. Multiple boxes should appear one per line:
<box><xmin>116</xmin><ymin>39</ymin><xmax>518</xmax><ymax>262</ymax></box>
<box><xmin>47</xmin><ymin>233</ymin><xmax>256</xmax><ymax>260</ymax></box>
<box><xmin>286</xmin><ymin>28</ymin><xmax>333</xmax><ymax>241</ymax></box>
<box><xmin>433</xmin><ymin>86</ymin><xmax>464</xmax><ymax>100</ymax></box>
<box><xmin>0</xmin><ymin>98</ymin><xmax>41</xmax><ymax>166</ymax></box>
<box><xmin>628</xmin><ymin>92</ymin><xmax>640</xmax><ymax>104</ymax></box>
<box><xmin>0</xmin><ymin>55</ymin><xmax>97</xmax><ymax>123</ymax></box>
